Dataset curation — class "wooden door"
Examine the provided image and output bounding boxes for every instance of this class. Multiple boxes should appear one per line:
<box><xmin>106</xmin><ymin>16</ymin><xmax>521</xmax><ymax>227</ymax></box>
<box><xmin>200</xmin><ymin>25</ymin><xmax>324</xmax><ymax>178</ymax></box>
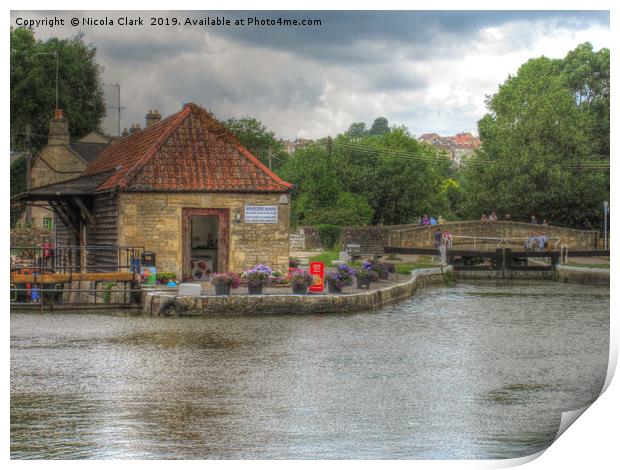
<box><xmin>182</xmin><ymin>208</ymin><xmax>230</xmax><ymax>277</ymax></box>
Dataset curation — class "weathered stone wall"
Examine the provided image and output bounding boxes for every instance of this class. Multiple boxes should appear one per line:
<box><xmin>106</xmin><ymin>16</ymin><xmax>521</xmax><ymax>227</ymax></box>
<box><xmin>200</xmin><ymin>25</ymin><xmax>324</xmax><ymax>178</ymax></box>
<box><xmin>299</xmin><ymin>226</ymin><xmax>321</xmax><ymax>249</ymax></box>
<box><xmin>556</xmin><ymin>266</ymin><xmax>609</xmax><ymax>285</ymax></box>
<box><xmin>389</xmin><ymin>221</ymin><xmax>598</xmax><ymax>250</ymax></box>
<box><xmin>118</xmin><ymin>192</ymin><xmax>291</xmax><ymax>277</ymax></box>
<box><xmin>143</xmin><ymin>267</ymin><xmax>445</xmax><ymax>316</ymax></box>
<box><xmin>339</xmin><ymin>225</ymin><xmax>403</xmax><ymax>247</ymax></box>
<box><xmin>292</xmin><ymin>221</ymin><xmax>597</xmax><ymax>251</ymax></box>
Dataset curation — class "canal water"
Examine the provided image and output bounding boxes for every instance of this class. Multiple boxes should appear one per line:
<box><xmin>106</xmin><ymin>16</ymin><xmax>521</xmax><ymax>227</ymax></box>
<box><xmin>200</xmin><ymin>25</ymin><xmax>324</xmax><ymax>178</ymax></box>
<box><xmin>11</xmin><ymin>281</ymin><xmax>609</xmax><ymax>459</ymax></box>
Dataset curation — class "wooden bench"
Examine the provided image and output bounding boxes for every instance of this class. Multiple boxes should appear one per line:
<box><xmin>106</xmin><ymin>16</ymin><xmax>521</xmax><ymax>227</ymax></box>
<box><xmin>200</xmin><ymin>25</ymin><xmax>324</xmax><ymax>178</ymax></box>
<box><xmin>346</xmin><ymin>244</ymin><xmax>384</xmax><ymax>262</ymax></box>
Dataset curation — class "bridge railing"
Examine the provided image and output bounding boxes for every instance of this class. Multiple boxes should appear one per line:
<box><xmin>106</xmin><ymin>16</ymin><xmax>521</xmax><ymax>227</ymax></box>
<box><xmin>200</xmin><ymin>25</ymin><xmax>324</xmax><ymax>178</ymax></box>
<box><xmin>450</xmin><ymin>235</ymin><xmax>562</xmax><ymax>251</ymax></box>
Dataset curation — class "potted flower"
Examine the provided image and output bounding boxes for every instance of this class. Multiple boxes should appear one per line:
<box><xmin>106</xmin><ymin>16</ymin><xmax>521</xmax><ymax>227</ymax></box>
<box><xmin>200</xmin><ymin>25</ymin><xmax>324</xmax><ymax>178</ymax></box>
<box><xmin>241</xmin><ymin>264</ymin><xmax>272</xmax><ymax>295</ymax></box>
<box><xmin>356</xmin><ymin>261</ymin><xmax>379</xmax><ymax>289</ymax></box>
<box><xmin>367</xmin><ymin>259</ymin><xmax>392</xmax><ymax>280</ymax></box>
<box><xmin>289</xmin><ymin>269</ymin><xmax>314</xmax><ymax>295</ymax></box>
<box><xmin>210</xmin><ymin>272</ymin><xmax>241</xmax><ymax>296</ymax></box>
<box><xmin>325</xmin><ymin>264</ymin><xmax>355</xmax><ymax>293</ymax></box>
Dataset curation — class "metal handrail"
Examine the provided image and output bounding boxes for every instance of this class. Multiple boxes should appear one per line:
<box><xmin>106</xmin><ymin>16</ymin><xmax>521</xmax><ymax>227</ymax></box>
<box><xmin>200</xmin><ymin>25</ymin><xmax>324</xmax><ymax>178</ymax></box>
<box><xmin>10</xmin><ymin>245</ymin><xmax>145</xmax><ymax>274</ymax></box>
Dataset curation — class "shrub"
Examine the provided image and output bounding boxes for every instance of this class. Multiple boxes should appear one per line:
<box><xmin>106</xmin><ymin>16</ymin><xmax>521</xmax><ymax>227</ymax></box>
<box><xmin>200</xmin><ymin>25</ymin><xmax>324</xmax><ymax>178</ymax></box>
<box><xmin>289</xmin><ymin>257</ymin><xmax>300</xmax><ymax>268</ymax></box>
<box><xmin>317</xmin><ymin>224</ymin><xmax>342</xmax><ymax>249</ymax></box>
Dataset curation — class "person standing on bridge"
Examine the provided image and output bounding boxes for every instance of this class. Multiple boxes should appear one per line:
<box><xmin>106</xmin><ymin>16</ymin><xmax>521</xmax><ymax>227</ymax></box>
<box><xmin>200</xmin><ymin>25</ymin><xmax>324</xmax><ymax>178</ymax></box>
<box><xmin>422</xmin><ymin>214</ymin><xmax>430</xmax><ymax>226</ymax></box>
<box><xmin>538</xmin><ymin>232</ymin><xmax>548</xmax><ymax>251</ymax></box>
<box><xmin>443</xmin><ymin>230</ymin><xmax>453</xmax><ymax>249</ymax></box>
<box><xmin>481</xmin><ymin>213</ymin><xmax>489</xmax><ymax>224</ymax></box>
<box><xmin>434</xmin><ymin>228</ymin><xmax>443</xmax><ymax>250</ymax></box>
<box><xmin>489</xmin><ymin>211</ymin><xmax>498</xmax><ymax>222</ymax></box>
<box><xmin>525</xmin><ymin>231</ymin><xmax>538</xmax><ymax>251</ymax></box>
<box><xmin>531</xmin><ymin>214</ymin><xmax>538</xmax><ymax>225</ymax></box>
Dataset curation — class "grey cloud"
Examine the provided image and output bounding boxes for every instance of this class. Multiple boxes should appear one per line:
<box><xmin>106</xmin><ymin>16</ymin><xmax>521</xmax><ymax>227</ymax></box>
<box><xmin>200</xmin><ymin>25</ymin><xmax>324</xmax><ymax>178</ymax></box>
<box><xmin>11</xmin><ymin>10</ymin><xmax>610</xmax><ymax>139</ymax></box>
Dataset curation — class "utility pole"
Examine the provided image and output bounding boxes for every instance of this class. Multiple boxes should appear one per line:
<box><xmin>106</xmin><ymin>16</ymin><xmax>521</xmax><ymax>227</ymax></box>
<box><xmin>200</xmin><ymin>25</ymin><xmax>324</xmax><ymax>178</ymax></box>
<box><xmin>604</xmin><ymin>201</ymin><xmax>609</xmax><ymax>250</ymax></box>
<box><xmin>35</xmin><ymin>51</ymin><xmax>59</xmax><ymax>109</ymax></box>
<box><xmin>268</xmin><ymin>149</ymin><xmax>273</xmax><ymax>171</ymax></box>
<box><xmin>326</xmin><ymin>135</ymin><xmax>333</xmax><ymax>158</ymax></box>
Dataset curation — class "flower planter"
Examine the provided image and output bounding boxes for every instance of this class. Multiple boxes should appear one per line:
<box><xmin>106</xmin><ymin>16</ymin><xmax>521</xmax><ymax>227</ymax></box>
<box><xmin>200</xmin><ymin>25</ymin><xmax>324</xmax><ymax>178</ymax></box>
<box><xmin>327</xmin><ymin>282</ymin><xmax>342</xmax><ymax>294</ymax></box>
<box><xmin>292</xmin><ymin>285</ymin><xmax>307</xmax><ymax>295</ymax></box>
<box><xmin>356</xmin><ymin>278</ymin><xmax>371</xmax><ymax>289</ymax></box>
<box><xmin>248</xmin><ymin>285</ymin><xmax>264</xmax><ymax>295</ymax></box>
<box><xmin>215</xmin><ymin>284</ymin><xmax>231</xmax><ymax>296</ymax></box>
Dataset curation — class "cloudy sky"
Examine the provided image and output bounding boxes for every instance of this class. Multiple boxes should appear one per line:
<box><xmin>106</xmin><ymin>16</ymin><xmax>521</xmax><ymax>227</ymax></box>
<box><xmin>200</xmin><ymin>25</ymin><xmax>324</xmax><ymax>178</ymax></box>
<box><xmin>10</xmin><ymin>10</ymin><xmax>610</xmax><ymax>139</ymax></box>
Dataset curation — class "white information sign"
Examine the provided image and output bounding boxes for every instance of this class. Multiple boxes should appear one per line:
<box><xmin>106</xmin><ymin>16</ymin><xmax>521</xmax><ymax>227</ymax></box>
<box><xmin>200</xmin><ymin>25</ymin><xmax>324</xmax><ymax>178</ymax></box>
<box><xmin>244</xmin><ymin>205</ymin><xmax>278</xmax><ymax>224</ymax></box>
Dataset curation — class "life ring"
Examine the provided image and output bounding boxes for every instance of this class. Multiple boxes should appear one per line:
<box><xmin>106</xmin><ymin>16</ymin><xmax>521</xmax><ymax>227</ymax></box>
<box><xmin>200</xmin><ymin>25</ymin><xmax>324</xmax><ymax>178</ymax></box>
<box><xmin>158</xmin><ymin>299</ymin><xmax>183</xmax><ymax>317</ymax></box>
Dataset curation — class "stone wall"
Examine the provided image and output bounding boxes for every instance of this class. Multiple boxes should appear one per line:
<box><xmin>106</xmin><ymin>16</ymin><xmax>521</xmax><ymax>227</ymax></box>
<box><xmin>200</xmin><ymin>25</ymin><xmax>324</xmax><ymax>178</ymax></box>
<box><xmin>143</xmin><ymin>267</ymin><xmax>445</xmax><ymax>316</ymax></box>
<box><xmin>556</xmin><ymin>266</ymin><xmax>609</xmax><ymax>285</ymax></box>
<box><xmin>299</xmin><ymin>226</ymin><xmax>321</xmax><ymax>249</ymax></box>
<box><xmin>118</xmin><ymin>192</ymin><xmax>291</xmax><ymax>277</ymax></box>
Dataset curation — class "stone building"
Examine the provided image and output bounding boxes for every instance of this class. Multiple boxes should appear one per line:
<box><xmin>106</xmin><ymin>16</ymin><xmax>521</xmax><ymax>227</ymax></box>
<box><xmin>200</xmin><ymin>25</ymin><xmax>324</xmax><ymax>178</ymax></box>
<box><xmin>14</xmin><ymin>103</ymin><xmax>293</xmax><ymax>278</ymax></box>
<box><xmin>21</xmin><ymin>109</ymin><xmax>112</xmax><ymax>230</ymax></box>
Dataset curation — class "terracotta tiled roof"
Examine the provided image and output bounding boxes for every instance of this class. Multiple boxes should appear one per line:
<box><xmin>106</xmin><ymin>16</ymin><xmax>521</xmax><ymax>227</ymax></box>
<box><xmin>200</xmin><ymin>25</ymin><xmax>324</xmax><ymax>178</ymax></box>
<box><xmin>83</xmin><ymin>103</ymin><xmax>293</xmax><ymax>192</ymax></box>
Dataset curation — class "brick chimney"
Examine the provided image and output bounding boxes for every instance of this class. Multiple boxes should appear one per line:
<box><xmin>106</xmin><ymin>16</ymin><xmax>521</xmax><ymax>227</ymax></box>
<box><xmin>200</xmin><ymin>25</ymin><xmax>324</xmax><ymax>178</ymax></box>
<box><xmin>145</xmin><ymin>109</ymin><xmax>162</xmax><ymax>127</ymax></box>
<box><xmin>48</xmin><ymin>108</ymin><xmax>70</xmax><ymax>145</ymax></box>
<box><xmin>121</xmin><ymin>127</ymin><xmax>129</xmax><ymax>137</ymax></box>
<box><xmin>129</xmin><ymin>123</ymin><xmax>142</xmax><ymax>135</ymax></box>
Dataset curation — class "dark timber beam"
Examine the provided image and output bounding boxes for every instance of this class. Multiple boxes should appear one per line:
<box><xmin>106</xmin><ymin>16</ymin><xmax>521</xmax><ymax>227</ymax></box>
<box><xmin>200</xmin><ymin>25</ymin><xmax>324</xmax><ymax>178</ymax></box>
<box><xmin>72</xmin><ymin>197</ymin><xmax>96</xmax><ymax>226</ymax></box>
<box><xmin>50</xmin><ymin>201</ymin><xmax>81</xmax><ymax>239</ymax></box>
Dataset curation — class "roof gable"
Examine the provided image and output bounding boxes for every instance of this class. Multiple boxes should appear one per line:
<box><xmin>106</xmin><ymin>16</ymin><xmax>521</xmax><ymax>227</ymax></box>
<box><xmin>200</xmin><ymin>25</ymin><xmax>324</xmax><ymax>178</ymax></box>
<box><xmin>83</xmin><ymin>103</ymin><xmax>292</xmax><ymax>192</ymax></box>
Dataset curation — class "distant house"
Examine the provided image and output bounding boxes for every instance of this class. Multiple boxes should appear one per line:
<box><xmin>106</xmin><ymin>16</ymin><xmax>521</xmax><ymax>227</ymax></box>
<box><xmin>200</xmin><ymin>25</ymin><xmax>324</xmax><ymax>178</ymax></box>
<box><xmin>418</xmin><ymin>131</ymin><xmax>481</xmax><ymax>166</ymax></box>
<box><xmin>281</xmin><ymin>137</ymin><xmax>314</xmax><ymax>155</ymax></box>
<box><xmin>22</xmin><ymin>110</ymin><xmax>112</xmax><ymax>230</ymax></box>
<box><xmin>13</xmin><ymin>103</ymin><xmax>293</xmax><ymax>278</ymax></box>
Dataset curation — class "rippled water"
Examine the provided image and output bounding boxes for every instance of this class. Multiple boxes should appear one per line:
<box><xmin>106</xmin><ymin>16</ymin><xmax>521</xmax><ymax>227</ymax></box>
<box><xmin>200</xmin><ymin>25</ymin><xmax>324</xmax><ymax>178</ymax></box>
<box><xmin>11</xmin><ymin>281</ymin><xmax>609</xmax><ymax>459</ymax></box>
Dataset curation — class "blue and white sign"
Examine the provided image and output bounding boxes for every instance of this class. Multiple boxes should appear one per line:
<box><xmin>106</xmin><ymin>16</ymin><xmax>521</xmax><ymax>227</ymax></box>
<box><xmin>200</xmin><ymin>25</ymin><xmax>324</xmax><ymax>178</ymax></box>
<box><xmin>244</xmin><ymin>205</ymin><xmax>278</xmax><ymax>224</ymax></box>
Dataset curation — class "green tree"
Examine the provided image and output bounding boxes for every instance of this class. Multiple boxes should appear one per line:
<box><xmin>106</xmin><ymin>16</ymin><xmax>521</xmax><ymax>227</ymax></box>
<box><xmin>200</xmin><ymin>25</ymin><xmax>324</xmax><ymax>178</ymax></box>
<box><xmin>346</xmin><ymin>122</ymin><xmax>367</xmax><ymax>138</ymax></box>
<box><xmin>280</xmin><ymin>127</ymin><xmax>453</xmax><ymax>227</ymax></box>
<box><xmin>10</xmin><ymin>27</ymin><xmax>106</xmax><ymax>152</ymax></box>
<box><xmin>223</xmin><ymin>116</ymin><xmax>289</xmax><ymax>170</ymax></box>
<box><xmin>460</xmin><ymin>44</ymin><xmax>609</xmax><ymax>229</ymax></box>
<box><xmin>279</xmin><ymin>143</ymin><xmax>373</xmax><ymax>226</ymax></box>
<box><xmin>560</xmin><ymin>42</ymin><xmax>609</xmax><ymax>158</ymax></box>
<box><xmin>10</xmin><ymin>156</ymin><xmax>28</xmax><ymax>227</ymax></box>
<box><xmin>334</xmin><ymin>127</ymin><xmax>452</xmax><ymax>224</ymax></box>
<box><xmin>369</xmin><ymin>117</ymin><xmax>390</xmax><ymax>135</ymax></box>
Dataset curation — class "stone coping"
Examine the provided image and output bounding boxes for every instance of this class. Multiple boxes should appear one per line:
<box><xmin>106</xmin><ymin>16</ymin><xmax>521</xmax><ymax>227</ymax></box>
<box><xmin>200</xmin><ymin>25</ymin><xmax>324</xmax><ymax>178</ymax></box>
<box><xmin>143</xmin><ymin>267</ymin><xmax>446</xmax><ymax>316</ymax></box>
<box><xmin>556</xmin><ymin>265</ymin><xmax>609</xmax><ymax>285</ymax></box>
